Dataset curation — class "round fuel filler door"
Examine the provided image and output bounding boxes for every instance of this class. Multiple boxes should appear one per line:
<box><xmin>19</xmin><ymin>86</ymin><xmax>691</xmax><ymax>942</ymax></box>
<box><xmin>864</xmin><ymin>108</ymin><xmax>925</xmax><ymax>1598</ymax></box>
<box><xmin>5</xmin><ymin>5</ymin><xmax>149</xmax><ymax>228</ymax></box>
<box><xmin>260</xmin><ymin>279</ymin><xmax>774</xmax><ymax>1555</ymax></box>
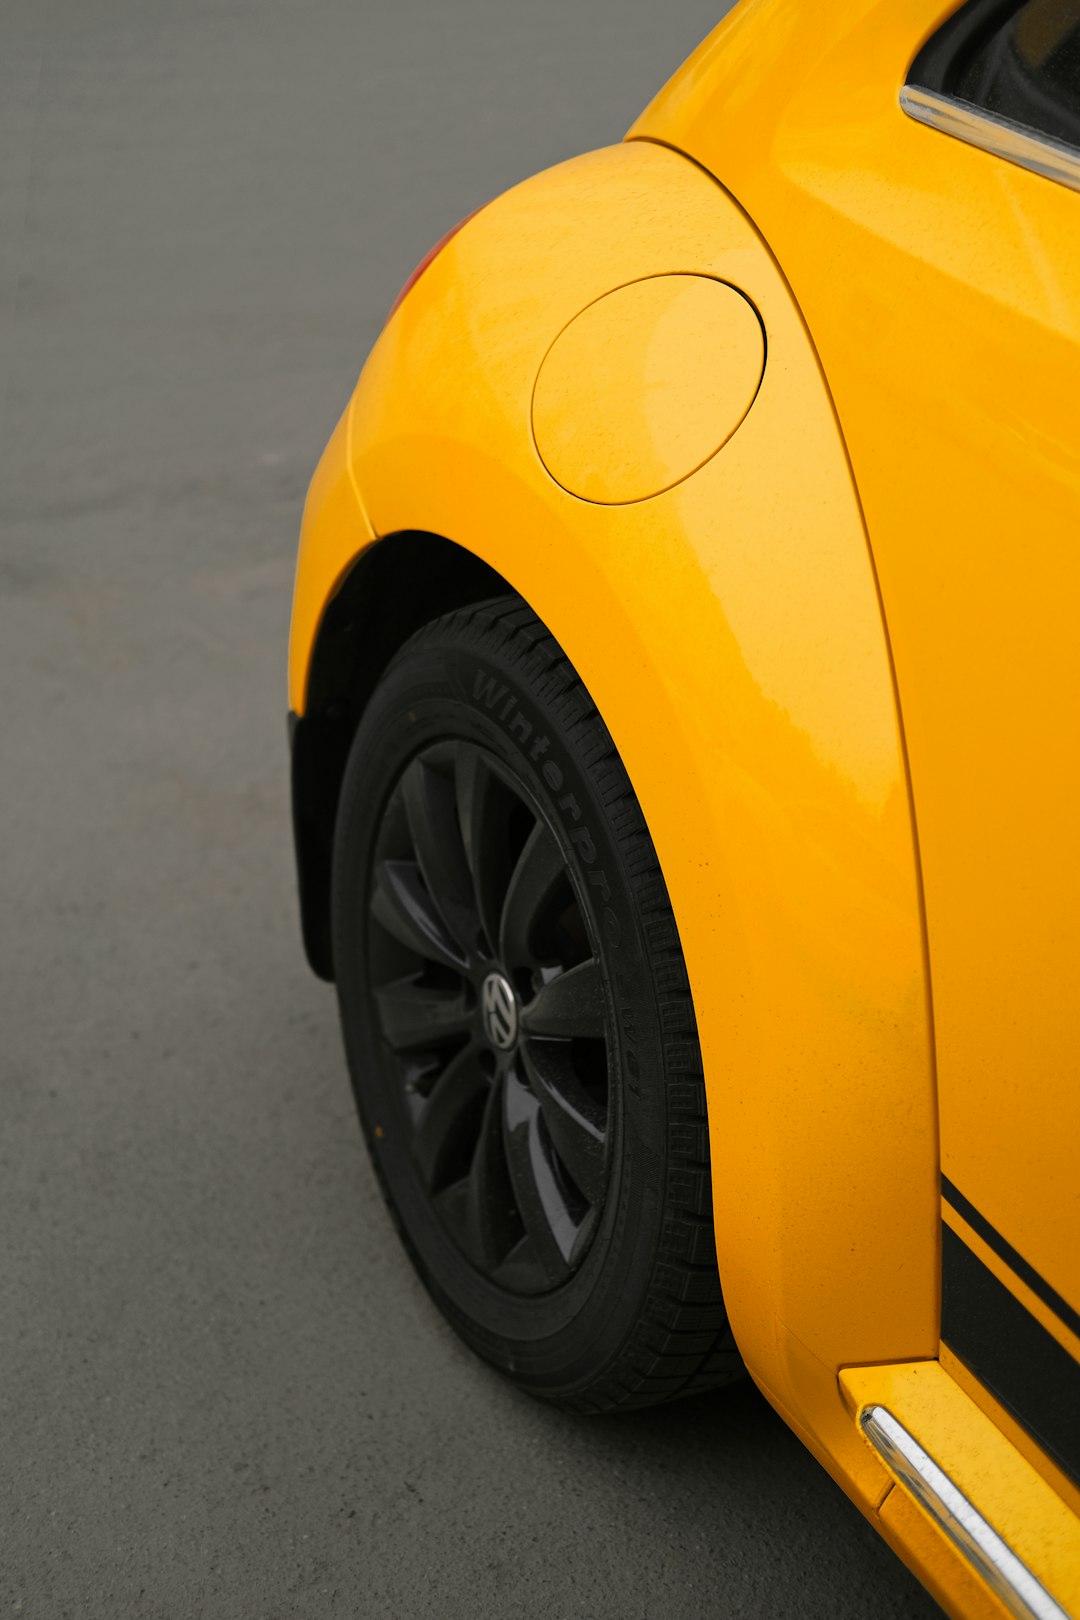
<box><xmin>531</xmin><ymin>274</ymin><xmax>765</xmax><ymax>506</ymax></box>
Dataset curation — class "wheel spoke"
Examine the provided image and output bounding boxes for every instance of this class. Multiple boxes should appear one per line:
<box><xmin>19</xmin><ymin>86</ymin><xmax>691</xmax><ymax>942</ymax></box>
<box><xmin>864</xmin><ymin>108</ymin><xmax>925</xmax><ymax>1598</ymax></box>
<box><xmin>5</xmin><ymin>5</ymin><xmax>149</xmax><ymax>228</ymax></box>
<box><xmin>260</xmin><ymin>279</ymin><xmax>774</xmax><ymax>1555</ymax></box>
<box><xmin>501</xmin><ymin>1066</ymin><xmax>580</xmax><ymax>1284</ymax></box>
<box><xmin>373</xmin><ymin>974</ymin><xmax>472</xmax><ymax>1053</ymax></box>
<box><xmin>401</xmin><ymin>756</ymin><xmax>477</xmax><ymax>956</ymax></box>
<box><xmin>520</xmin><ymin>1039</ymin><xmax>606</xmax><ymax>1205</ymax></box>
<box><xmin>412</xmin><ymin>1044</ymin><xmax>488</xmax><ymax>1190</ymax></box>
<box><xmin>499</xmin><ymin>820</ymin><xmax>566</xmax><ymax>971</ymax></box>
<box><xmin>454</xmin><ymin>742</ymin><xmax>517</xmax><ymax>955</ymax></box>
<box><xmin>370</xmin><ymin>858</ymin><xmax>466</xmax><ymax>970</ymax></box>
<box><xmin>522</xmin><ymin>958</ymin><xmax>605</xmax><ymax>1039</ymax></box>
<box><xmin>462</xmin><ymin>1073</ymin><xmax>520</xmax><ymax>1268</ymax></box>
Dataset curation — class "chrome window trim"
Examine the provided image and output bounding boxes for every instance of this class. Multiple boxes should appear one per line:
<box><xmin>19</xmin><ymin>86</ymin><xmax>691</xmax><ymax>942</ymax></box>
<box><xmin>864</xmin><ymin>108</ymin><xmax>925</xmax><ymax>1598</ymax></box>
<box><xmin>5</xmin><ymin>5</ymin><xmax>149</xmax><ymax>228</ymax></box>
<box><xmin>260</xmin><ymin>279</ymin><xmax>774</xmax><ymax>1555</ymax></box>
<box><xmin>900</xmin><ymin>84</ymin><xmax>1080</xmax><ymax>195</ymax></box>
<box><xmin>861</xmin><ymin>1405</ymin><xmax>1072</xmax><ymax>1620</ymax></box>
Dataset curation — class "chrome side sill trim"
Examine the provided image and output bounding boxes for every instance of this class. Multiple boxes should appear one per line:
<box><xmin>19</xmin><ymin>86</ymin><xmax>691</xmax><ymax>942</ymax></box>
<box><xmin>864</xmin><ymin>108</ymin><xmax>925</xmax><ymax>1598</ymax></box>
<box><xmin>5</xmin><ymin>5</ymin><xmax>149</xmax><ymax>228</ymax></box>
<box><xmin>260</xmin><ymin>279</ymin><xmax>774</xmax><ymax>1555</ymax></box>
<box><xmin>862</xmin><ymin>1406</ymin><xmax>1072</xmax><ymax>1620</ymax></box>
<box><xmin>899</xmin><ymin>85</ymin><xmax>1080</xmax><ymax>196</ymax></box>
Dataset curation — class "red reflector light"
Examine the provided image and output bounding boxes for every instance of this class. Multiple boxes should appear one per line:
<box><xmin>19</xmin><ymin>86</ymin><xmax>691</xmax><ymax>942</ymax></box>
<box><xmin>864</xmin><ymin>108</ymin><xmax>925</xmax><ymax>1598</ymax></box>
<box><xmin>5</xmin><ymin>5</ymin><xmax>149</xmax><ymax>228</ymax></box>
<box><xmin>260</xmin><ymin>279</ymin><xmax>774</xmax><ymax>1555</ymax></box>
<box><xmin>386</xmin><ymin>206</ymin><xmax>485</xmax><ymax>323</ymax></box>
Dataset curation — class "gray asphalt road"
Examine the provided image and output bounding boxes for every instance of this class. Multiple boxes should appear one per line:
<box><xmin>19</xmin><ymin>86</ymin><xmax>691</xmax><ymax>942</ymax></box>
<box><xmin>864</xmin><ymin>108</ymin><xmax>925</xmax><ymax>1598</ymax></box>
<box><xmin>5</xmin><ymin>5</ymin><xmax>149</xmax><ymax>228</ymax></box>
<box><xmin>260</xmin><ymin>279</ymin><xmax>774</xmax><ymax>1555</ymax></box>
<box><xmin>2</xmin><ymin>4</ymin><xmax>943</xmax><ymax>1616</ymax></box>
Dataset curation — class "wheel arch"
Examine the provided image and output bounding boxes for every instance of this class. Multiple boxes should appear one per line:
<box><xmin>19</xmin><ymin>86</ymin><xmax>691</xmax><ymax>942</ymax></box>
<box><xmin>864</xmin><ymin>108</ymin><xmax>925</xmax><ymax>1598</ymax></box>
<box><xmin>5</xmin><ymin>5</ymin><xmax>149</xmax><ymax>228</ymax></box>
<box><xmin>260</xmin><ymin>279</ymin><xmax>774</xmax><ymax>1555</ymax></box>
<box><xmin>291</xmin><ymin>530</ymin><xmax>509</xmax><ymax>981</ymax></box>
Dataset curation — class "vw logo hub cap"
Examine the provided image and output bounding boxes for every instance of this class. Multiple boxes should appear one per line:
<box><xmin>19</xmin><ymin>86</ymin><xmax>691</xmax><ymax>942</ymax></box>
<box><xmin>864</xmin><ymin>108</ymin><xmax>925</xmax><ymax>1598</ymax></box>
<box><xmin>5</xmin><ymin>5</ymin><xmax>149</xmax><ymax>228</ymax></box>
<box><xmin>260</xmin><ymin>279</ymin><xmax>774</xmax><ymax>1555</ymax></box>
<box><xmin>481</xmin><ymin>971</ymin><xmax>519</xmax><ymax>1051</ymax></box>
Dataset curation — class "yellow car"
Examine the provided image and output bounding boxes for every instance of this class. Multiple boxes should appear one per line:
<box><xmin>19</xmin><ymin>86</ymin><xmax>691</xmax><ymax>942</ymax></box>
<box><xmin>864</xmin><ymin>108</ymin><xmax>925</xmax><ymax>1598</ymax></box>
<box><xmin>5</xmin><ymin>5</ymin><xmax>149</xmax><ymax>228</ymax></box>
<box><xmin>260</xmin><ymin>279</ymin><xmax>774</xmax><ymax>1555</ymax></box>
<box><xmin>288</xmin><ymin>1</ymin><xmax>1080</xmax><ymax>1614</ymax></box>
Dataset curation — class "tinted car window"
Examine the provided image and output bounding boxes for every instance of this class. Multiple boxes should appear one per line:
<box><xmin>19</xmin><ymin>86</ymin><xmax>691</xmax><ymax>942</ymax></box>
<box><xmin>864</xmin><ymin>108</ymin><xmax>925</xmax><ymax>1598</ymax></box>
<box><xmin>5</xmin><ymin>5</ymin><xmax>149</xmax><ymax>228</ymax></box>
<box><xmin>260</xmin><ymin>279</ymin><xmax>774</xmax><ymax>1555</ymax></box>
<box><xmin>909</xmin><ymin>0</ymin><xmax>1080</xmax><ymax>150</ymax></box>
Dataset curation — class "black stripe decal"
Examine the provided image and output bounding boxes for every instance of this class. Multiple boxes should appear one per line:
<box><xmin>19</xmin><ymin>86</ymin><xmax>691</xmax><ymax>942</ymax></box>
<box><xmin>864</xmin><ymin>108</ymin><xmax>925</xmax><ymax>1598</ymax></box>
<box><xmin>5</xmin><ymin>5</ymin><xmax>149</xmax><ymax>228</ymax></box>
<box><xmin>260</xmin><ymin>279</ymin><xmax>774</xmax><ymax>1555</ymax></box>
<box><xmin>942</xmin><ymin>1224</ymin><xmax>1080</xmax><ymax>1489</ymax></box>
<box><xmin>942</xmin><ymin>1176</ymin><xmax>1080</xmax><ymax>1344</ymax></box>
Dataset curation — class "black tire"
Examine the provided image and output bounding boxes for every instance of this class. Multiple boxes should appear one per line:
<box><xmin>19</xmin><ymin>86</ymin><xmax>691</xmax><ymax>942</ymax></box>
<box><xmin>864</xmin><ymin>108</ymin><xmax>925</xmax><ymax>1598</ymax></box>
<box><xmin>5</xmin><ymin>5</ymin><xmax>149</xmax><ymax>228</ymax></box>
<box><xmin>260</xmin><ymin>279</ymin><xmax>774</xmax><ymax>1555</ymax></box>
<box><xmin>331</xmin><ymin>595</ymin><xmax>742</xmax><ymax>1412</ymax></box>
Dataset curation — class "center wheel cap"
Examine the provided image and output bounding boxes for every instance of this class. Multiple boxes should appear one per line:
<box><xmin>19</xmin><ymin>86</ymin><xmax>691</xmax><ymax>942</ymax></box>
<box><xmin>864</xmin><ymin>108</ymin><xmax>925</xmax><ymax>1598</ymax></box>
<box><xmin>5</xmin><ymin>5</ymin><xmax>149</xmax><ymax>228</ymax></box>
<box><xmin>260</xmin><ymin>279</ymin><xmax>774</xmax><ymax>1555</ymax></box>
<box><xmin>480</xmin><ymin>971</ymin><xmax>519</xmax><ymax>1052</ymax></box>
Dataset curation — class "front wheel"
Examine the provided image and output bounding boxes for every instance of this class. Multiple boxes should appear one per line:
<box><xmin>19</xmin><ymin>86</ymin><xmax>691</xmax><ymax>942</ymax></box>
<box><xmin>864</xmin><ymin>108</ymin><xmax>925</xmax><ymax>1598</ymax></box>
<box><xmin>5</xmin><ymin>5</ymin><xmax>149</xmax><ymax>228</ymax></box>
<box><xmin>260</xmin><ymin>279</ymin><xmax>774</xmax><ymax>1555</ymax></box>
<box><xmin>331</xmin><ymin>595</ymin><xmax>741</xmax><ymax>1412</ymax></box>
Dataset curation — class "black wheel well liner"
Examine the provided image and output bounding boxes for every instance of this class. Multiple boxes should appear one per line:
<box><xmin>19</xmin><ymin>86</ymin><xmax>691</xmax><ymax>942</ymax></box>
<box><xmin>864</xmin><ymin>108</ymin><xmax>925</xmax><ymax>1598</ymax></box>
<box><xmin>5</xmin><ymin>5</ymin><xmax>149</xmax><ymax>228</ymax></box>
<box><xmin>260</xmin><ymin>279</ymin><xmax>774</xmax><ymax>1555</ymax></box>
<box><xmin>290</xmin><ymin>530</ymin><xmax>510</xmax><ymax>980</ymax></box>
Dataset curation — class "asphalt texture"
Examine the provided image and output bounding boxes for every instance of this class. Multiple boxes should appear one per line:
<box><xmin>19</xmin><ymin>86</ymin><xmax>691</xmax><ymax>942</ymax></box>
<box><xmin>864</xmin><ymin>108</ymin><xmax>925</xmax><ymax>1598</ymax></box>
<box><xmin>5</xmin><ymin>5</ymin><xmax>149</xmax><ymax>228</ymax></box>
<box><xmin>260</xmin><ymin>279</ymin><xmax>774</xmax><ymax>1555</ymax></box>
<box><xmin>2</xmin><ymin>3</ymin><xmax>945</xmax><ymax>1616</ymax></box>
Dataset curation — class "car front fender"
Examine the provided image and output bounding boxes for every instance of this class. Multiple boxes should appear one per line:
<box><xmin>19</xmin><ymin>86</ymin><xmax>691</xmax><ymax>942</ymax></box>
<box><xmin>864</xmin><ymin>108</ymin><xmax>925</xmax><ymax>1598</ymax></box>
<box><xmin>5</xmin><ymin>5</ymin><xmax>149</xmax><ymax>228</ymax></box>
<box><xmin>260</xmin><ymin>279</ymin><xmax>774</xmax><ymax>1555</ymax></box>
<box><xmin>292</xmin><ymin>139</ymin><xmax>937</xmax><ymax>1499</ymax></box>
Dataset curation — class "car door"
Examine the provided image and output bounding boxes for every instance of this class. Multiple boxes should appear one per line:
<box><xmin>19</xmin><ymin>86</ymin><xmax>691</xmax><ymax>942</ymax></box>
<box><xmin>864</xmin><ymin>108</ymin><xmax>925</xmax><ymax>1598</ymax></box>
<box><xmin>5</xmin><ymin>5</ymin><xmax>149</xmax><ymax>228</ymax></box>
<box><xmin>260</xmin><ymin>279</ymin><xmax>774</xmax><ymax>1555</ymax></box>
<box><xmin>634</xmin><ymin>0</ymin><xmax>1080</xmax><ymax>1499</ymax></box>
<box><xmin>892</xmin><ymin>0</ymin><xmax>1080</xmax><ymax>1501</ymax></box>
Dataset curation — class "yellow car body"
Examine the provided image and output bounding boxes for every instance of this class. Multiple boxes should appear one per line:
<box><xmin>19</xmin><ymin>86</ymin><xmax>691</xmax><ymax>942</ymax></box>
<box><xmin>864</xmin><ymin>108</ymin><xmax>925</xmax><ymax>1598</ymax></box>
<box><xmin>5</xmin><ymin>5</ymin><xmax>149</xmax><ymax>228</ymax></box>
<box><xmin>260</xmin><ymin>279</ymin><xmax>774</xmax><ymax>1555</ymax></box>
<box><xmin>288</xmin><ymin>2</ymin><xmax>1080</xmax><ymax>1614</ymax></box>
